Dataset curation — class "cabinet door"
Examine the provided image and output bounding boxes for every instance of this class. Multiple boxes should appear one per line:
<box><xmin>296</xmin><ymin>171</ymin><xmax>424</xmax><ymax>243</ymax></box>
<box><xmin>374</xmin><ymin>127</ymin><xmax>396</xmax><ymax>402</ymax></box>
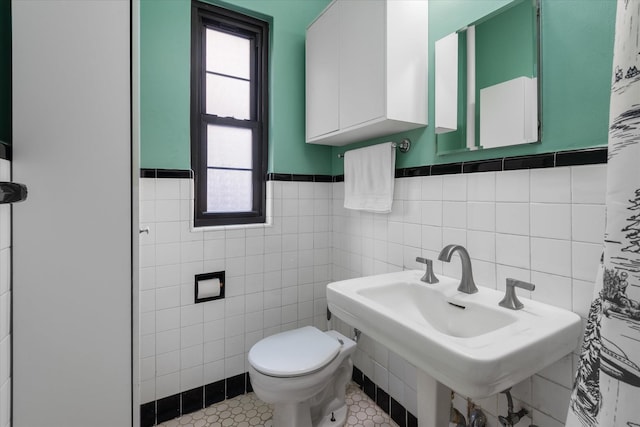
<box><xmin>306</xmin><ymin>2</ymin><xmax>340</xmax><ymax>140</ymax></box>
<box><xmin>339</xmin><ymin>0</ymin><xmax>385</xmax><ymax>130</ymax></box>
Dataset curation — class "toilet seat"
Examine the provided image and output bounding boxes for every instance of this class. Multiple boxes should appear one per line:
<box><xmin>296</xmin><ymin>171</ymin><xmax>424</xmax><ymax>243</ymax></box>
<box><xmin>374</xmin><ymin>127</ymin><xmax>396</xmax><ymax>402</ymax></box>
<box><xmin>249</xmin><ymin>326</ymin><xmax>341</xmax><ymax>378</ymax></box>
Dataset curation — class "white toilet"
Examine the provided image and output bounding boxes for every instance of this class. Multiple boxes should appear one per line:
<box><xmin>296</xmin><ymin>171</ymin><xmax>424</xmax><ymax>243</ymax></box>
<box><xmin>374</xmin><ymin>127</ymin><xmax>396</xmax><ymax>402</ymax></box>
<box><xmin>248</xmin><ymin>326</ymin><xmax>356</xmax><ymax>427</ymax></box>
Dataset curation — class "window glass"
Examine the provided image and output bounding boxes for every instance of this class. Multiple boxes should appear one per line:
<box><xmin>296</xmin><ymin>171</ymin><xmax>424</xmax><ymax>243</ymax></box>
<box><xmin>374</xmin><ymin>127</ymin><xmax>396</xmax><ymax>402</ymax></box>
<box><xmin>206</xmin><ymin>28</ymin><xmax>250</xmax><ymax>79</ymax></box>
<box><xmin>205</xmin><ymin>74</ymin><xmax>251</xmax><ymax>119</ymax></box>
<box><xmin>207</xmin><ymin>125</ymin><xmax>253</xmax><ymax>169</ymax></box>
<box><xmin>207</xmin><ymin>169</ymin><xmax>253</xmax><ymax>212</ymax></box>
<box><xmin>192</xmin><ymin>1</ymin><xmax>268</xmax><ymax>226</ymax></box>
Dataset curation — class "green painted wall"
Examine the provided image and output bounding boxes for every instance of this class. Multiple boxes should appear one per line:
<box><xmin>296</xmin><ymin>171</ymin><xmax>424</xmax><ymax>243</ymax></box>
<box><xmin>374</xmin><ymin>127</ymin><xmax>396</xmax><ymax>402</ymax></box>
<box><xmin>140</xmin><ymin>0</ymin><xmax>332</xmax><ymax>174</ymax></box>
<box><xmin>0</xmin><ymin>0</ymin><xmax>11</xmax><ymax>145</ymax></box>
<box><xmin>332</xmin><ymin>0</ymin><xmax>616</xmax><ymax>175</ymax></box>
<box><xmin>141</xmin><ymin>0</ymin><xmax>616</xmax><ymax>176</ymax></box>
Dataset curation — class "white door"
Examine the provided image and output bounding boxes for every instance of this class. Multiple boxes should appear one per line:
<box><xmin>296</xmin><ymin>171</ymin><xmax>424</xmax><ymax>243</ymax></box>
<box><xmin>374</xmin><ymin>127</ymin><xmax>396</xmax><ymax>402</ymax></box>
<box><xmin>11</xmin><ymin>1</ymin><xmax>132</xmax><ymax>426</ymax></box>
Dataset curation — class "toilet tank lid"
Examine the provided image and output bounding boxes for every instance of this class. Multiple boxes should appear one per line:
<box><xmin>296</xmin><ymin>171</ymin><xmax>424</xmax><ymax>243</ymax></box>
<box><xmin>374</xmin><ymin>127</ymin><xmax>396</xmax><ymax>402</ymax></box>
<box><xmin>249</xmin><ymin>326</ymin><xmax>341</xmax><ymax>377</ymax></box>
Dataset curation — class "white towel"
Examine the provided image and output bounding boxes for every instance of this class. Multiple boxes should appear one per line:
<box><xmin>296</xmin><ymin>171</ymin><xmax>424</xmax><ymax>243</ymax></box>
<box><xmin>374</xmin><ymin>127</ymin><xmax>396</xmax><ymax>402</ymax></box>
<box><xmin>344</xmin><ymin>142</ymin><xmax>395</xmax><ymax>213</ymax></box>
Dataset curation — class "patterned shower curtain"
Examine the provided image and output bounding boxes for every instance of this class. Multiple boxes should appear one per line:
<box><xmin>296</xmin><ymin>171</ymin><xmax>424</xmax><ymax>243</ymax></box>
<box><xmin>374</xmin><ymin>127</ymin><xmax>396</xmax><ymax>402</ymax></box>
<box><xmin>566</xmin><ymin>1</ymin><xmax>640</xmax><ymax>426</ymax></box>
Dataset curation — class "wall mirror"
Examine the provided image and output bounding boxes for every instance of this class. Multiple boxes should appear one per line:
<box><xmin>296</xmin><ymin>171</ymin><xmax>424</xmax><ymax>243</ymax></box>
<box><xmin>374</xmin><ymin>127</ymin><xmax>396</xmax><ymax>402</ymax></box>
<box><xmin>435</xmin><ymin>0</ymin><xmax>540</xmax><ymax>155</ymax></box>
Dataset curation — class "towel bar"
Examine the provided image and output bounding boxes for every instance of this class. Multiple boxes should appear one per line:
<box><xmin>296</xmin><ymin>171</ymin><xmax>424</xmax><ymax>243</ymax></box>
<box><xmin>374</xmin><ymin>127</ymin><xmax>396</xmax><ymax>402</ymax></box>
<box><xmin>337</xmin><ymin>138</ymin><xmax>411</xmax><ymax>158</ymax></box>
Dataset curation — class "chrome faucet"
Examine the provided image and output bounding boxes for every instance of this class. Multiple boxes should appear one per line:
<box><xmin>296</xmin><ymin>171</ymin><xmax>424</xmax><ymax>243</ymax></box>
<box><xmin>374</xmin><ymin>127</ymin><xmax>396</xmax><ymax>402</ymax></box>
<box><xmin>437</xmin><ymin>245</ymin><xmax>478</xmax><ymax>294</ymax></box>
<box><xmin>416</xmin><ymin>257</ymin><xmax>438</xmax><ymax>284</ymax></box>
<box><xmin>499</xmin><ymin>278</ymin><xmax>535</xmax><ymax>310</ymax></box>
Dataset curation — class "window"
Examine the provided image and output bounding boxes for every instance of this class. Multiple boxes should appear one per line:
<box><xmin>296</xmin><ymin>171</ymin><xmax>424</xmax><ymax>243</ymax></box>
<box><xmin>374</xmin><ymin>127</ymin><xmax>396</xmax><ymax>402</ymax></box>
<box><xmin>191</xmin><ymin>1</ymin><xmax>269</xmax><ymax>227</ymax></box>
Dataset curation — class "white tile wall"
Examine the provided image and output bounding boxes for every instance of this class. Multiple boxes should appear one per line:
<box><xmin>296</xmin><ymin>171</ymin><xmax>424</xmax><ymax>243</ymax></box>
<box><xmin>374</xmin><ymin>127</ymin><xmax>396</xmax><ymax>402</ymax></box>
<box><xmin>139</xmin><ymin>163</ymin><xmax>607</xmax><ymax>426</ymax></box>
<box><xmin>139</xmin><ymin>179</ymin><xmax>333</xmax><ymax>403</ymax></box>
<box><xmin>0</xmin><ymin>159</ymin><xmax>10</xmax><ymax>427</ymax></box>
<box><xmin>331</xmin><ymin>164</ymin><xmax>607</xmax><ymax>426</ymax></box>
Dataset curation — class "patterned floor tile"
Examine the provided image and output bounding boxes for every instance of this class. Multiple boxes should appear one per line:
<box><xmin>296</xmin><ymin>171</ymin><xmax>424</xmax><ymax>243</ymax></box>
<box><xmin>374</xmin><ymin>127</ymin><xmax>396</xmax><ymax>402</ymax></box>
<box><xmin>157</xmin><ymin>382</ymin><xmax>398</xmax><ymax>427</ymax></box>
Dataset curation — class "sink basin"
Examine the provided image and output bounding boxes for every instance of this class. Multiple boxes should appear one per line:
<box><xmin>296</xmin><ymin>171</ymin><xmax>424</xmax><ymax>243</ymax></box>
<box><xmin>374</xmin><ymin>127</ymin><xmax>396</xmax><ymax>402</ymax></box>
<box><xmin>327</xmin><ymin>270</ymin><xmax>582</xmax><ymax>398</ymax></box>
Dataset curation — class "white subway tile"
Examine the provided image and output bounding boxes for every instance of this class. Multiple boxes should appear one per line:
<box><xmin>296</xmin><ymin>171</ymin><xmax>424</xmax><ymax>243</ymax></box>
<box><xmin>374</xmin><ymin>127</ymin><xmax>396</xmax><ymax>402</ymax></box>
<box><xmin>572</xmin><ymin>278</ymin><xmax>596</xmax><ymax>318</ymax></box>
<box><xmin>572</xmin><ymin>164</ymin><xmax>607</xmax><ymax>204</ymax></box>
<box><xmin>443</xmin><ymin>174</ymin><xmax>467</xmax><ymax>201</ymax></box>
<box><xmin>530</xmin><ymin>271</ymin><xmax>572</xmax><ymax>310</ymax></box>
<box><xmin>203</xmin><ymin>319</ymin><xmax>225</xmax><ymax>342</ymax></box>
<box><xmin>496</xmin><ymin>170</ymin><xmax>529</xmax><ymax>202</ymax></box>
<box><xmin>281</xmin><ymin>182</ymin><xmax>299</xmax><ymax>199</ymax></box>
<box><xmin>403</xmin><ymin>223</ymin><xmax>421</xmax><ymax>248</ymax></box>
<box><xmin>156</xmin><ymin>307</ymin><xmax>180</xmax><ymax>332</ymax></box>
<box><xmin>141</xmin><ymin>334</ymin><xmax>156</xmax><ymax>358</ymax></box>
<box><xmin>139</xmin><ymin>244</ymin><xmax>156</xmax><ymax>268</ymax></box>
<box><xmin>155</xmin><ymin>243</ymin><xmax>180</xmax><ymax>266</ymax></box>
<box><xmin>374</xmin><ymin>362</ymin><xmax>389</xmax><ymax>392</ymax></box>
<box><xmin>442</xmin><ymin>228</ymin><xmax>466</xmax><ymax>248</ymax></box>
<box><xmin>471</xmin><ymin>259</ymin><xmax>497</xmax><ymax>289</ymax></box>
<box><xmin>155</xmin><ymin>179</ymin><xmax>181</xmax><ymax>200</ymax></box>
<box><xmin>530</xmin><ymin>203</ymin><xmax>571</xmax><ymax>239</ymax></box>
<box><xmin>421</xmin><ymin>175</ymin><xmax>443</xmax><ymax>201</ymax></box>
<box><xmin>225</xmin><ymin>315</ymin><xmax>244</xmax><ymax>338</ymax></box>
<box><xmin>572</xmin><ymin>204</ymin><xmax>605</xmax><ymax>243</ymax></box>
<box><xmin>156</xmin><ymin>329</ymin><xmax>180</xmax><ymax>355</ymax></box>
<box><xmin>181</xmin><ymin>323</ymin><xmax>204</xmax><ymax>349</ymax></box>
<box><xmin>203</xmin><ymin>239</ymin><xmax>225</xmax><ymax>260</ymax></box>
<box><xmin>141</xmin><ymin>356</ymin><xmax>156</xmax><ymax>381</ymax></box>
<box><xmin>156</xmin><ymin>286</ymin><xmax>180</xmax><ymax>311</ymax></box>
<box><xmin>140</xmin><ymin>178</ymin><xmax>156</xmax><ymax>201</ymax></box>
<box><xmin>467</xmin><ymin>172</ymin><xmax>496</xmax><ymax>202</ymax></box>
<box><xmin>264</xmin><ymin>307</ymin><xmax>281</xmax><ymax>329</ymax></box>
<box><xmin>467</xmin><ymin>202</ymin><xmax>495</xmax><ymax>232</ymax></box>
<box><xmin>531</xmin><ymin>409</ymin><xmax>565</xmax><ymax>427</ymax></box>
<box><xmin>496</xmin><ymin>234</ymin><xmax>530</xmax><ymax>269</ymax></box>
<box><xmin>0</xmin><ymin>338</ymin><xmax>8</xmax><ymax>385</ymax></box>
<box><xmin>404</xmin><ymin>200</ymin><xmax>422</xmax><ymax>224</ymax></box>
<box><xmin>442</xmin><ymin>201</ymin><xmax>467</xmax><ymax>229</ymax></box>
<box><xmin>155</xmin><ymin>199</ymin><xmax>181</xmax><ymax>222</ymax></box>
<box><xmin>0</xmin><ymin>293</ymin><xmax>8</xmax><ymax>340</ymax></box>
<box><xmin>421</xmin><ymin>225</ymin><xmax>442</xmax><ymax>252</ymax></box>
<box><xmin>405</xmin><ymin>177</ymin><xmax>422</xmax><ymax>200</ymax></box>
<box><xmin>538</xmin><ymin>354</ymin><xmax>573</xmax><ymax>389</ymax></box>
<box><xmin>531</xmin><ymin>168</ymin><xmax>571</xmax><ymax>203</ymax></box>
<box><xmin>496</xmin><ymin>203</ymin><xmax>529</xmax><ymax>235</ymax></box>
<box><xmin>467</xmin><ymin>230</ymin><xmax>496</xmax><ymax>263</ymax></box>
<box><xmin>225</xmin><ymin>334</ymin><xmax>244</xmax><ymax>357</ymax></box>
<box><xmin>0</xmin><ymin>249</ymin><xmax>9</xmax><ymax>295</ymax></box>
<box><xmin>531</xmin><ymin>237</ymin><xmax>572</xmax><ymax>277</ymax></box>
<box><xmin>155</xmin><ymin>372</ymin><xmax>180</xmax><ymax>400</ymax></box>
<box><xmin>532</xmin><ymin>375</ymin><xmax>571</xmax><ymax>422</ymax></box>
<box><xmin>155</xmin><ymin>264</ymin><xmax>180</xmax><ymax>289</ymax></box>
<box><xmin>180</xmin><ymin>365</ymin><xmax>204</xmax><ymax>391</ymax></box>
<box><xmin>180</xmin><ymin>305</ymin><xmax>203</xmax><ymax>328</ymax></box>
<box><xmin>141</xmin><ymin>312</ymin><xmax>156</xmax><ymax>335</ymax></box>
<box><xmin>572</xmin><ymin>241</ymin><xmax>602</xmax><ymax>282</ymax></box>
<box><xmin>204</xmin><ymin>360</ymin><xmax>225</xmax><ymax>384</ymax></box>
<box><xmin>156</xmin><ymin>350</ymin><xmax>180</xmax><ymax>376</ymax></box>
<box><xmin>203</xmin><ymin>339</ymin><xmax>225</xmax><ymax>364</ymax></box>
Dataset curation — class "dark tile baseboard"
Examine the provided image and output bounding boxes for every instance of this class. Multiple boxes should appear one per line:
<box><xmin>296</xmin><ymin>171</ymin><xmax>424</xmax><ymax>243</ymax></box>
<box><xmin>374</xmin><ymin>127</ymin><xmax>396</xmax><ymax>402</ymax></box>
<box><xmin>144</xmin><ymin>367</ymin><xmax>413</xmax><ymax>426</ymax></box>
<box><xmin>141</xmin><ymin>372</ymin><xmax>251</xmax><ymax>427</ymax></box>
<box><xmin>140</xmin><ymin>147</ymin><xmax>607</xmax><ymax>183</ymax></box>
<box><xmin>351</xmin><ymin>366</ymin><xmax>418</xmax><ymax>427</ymax></box>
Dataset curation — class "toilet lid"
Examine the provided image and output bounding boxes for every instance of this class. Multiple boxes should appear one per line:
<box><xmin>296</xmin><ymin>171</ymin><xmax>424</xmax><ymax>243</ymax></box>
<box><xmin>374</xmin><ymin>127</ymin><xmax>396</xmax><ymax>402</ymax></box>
<box><xmin>249</xmin><ymin>326</ymin><xmax>341</xmax><ymax>377</ymax></box>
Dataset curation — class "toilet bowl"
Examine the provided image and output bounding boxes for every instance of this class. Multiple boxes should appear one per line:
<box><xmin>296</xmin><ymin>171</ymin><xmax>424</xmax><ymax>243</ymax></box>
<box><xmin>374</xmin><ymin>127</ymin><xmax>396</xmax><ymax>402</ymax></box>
<box><xmin>248</xmin><ymin>326</ymin><xmax>356</xmax><ymax>427</ymax></box>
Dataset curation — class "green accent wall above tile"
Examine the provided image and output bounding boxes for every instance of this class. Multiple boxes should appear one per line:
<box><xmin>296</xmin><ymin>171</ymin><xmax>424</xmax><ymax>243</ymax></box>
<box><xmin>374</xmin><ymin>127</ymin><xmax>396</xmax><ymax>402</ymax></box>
<box><xmin>332</xmin><ymin>0</ymin><xmax>616</xmax><ymax>175</ymax></box>
<box><xmin>140</xmin><ymin>0</ymin><xmax>616</xmax><ymax>176</ymax></box>
<box><xmin>140</xmin><ymin>0</ymin><xmax>332</xmax><ymax>174</ymax></box>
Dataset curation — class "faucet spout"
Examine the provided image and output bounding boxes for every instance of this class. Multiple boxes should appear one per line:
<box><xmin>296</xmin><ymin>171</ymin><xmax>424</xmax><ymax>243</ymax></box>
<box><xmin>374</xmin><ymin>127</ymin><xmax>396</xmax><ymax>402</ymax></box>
<box><xmin>438</xmin><ymin>244</ymin><xmax>478</xmax><ymax>294</ymax></box>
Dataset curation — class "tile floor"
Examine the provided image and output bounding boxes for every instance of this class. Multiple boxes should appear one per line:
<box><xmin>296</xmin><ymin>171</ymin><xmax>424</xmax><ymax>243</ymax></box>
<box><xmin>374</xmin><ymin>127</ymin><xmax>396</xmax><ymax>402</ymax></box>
<box><xmin>157</xmin><ymin>382</ymin><xmax>399</xmax><ymax>427</ymax></box>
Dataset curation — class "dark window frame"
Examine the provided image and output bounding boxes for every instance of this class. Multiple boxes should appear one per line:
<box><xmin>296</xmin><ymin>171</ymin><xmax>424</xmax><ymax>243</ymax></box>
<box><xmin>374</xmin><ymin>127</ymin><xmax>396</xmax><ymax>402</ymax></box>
<box><xmin>191</xmin><ymin>1</ymin><xmax>269</xmax><ymax>227</ymax></box>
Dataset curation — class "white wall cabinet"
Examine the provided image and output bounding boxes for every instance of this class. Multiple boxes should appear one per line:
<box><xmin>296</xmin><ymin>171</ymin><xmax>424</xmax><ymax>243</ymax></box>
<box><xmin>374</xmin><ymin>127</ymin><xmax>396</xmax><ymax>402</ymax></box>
<box><xmin>305</xmin><ymin>0</ymin><xmax>428</xmax><ymax>146</ymax></box>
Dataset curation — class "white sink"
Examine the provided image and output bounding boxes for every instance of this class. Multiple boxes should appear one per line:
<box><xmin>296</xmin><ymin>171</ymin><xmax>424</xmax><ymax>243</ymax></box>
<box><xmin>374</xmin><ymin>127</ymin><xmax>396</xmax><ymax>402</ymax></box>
<box><xmin>327</xmin><ymin>270</ymin><xmax>582</xmax><ymax>398</ymax></box>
